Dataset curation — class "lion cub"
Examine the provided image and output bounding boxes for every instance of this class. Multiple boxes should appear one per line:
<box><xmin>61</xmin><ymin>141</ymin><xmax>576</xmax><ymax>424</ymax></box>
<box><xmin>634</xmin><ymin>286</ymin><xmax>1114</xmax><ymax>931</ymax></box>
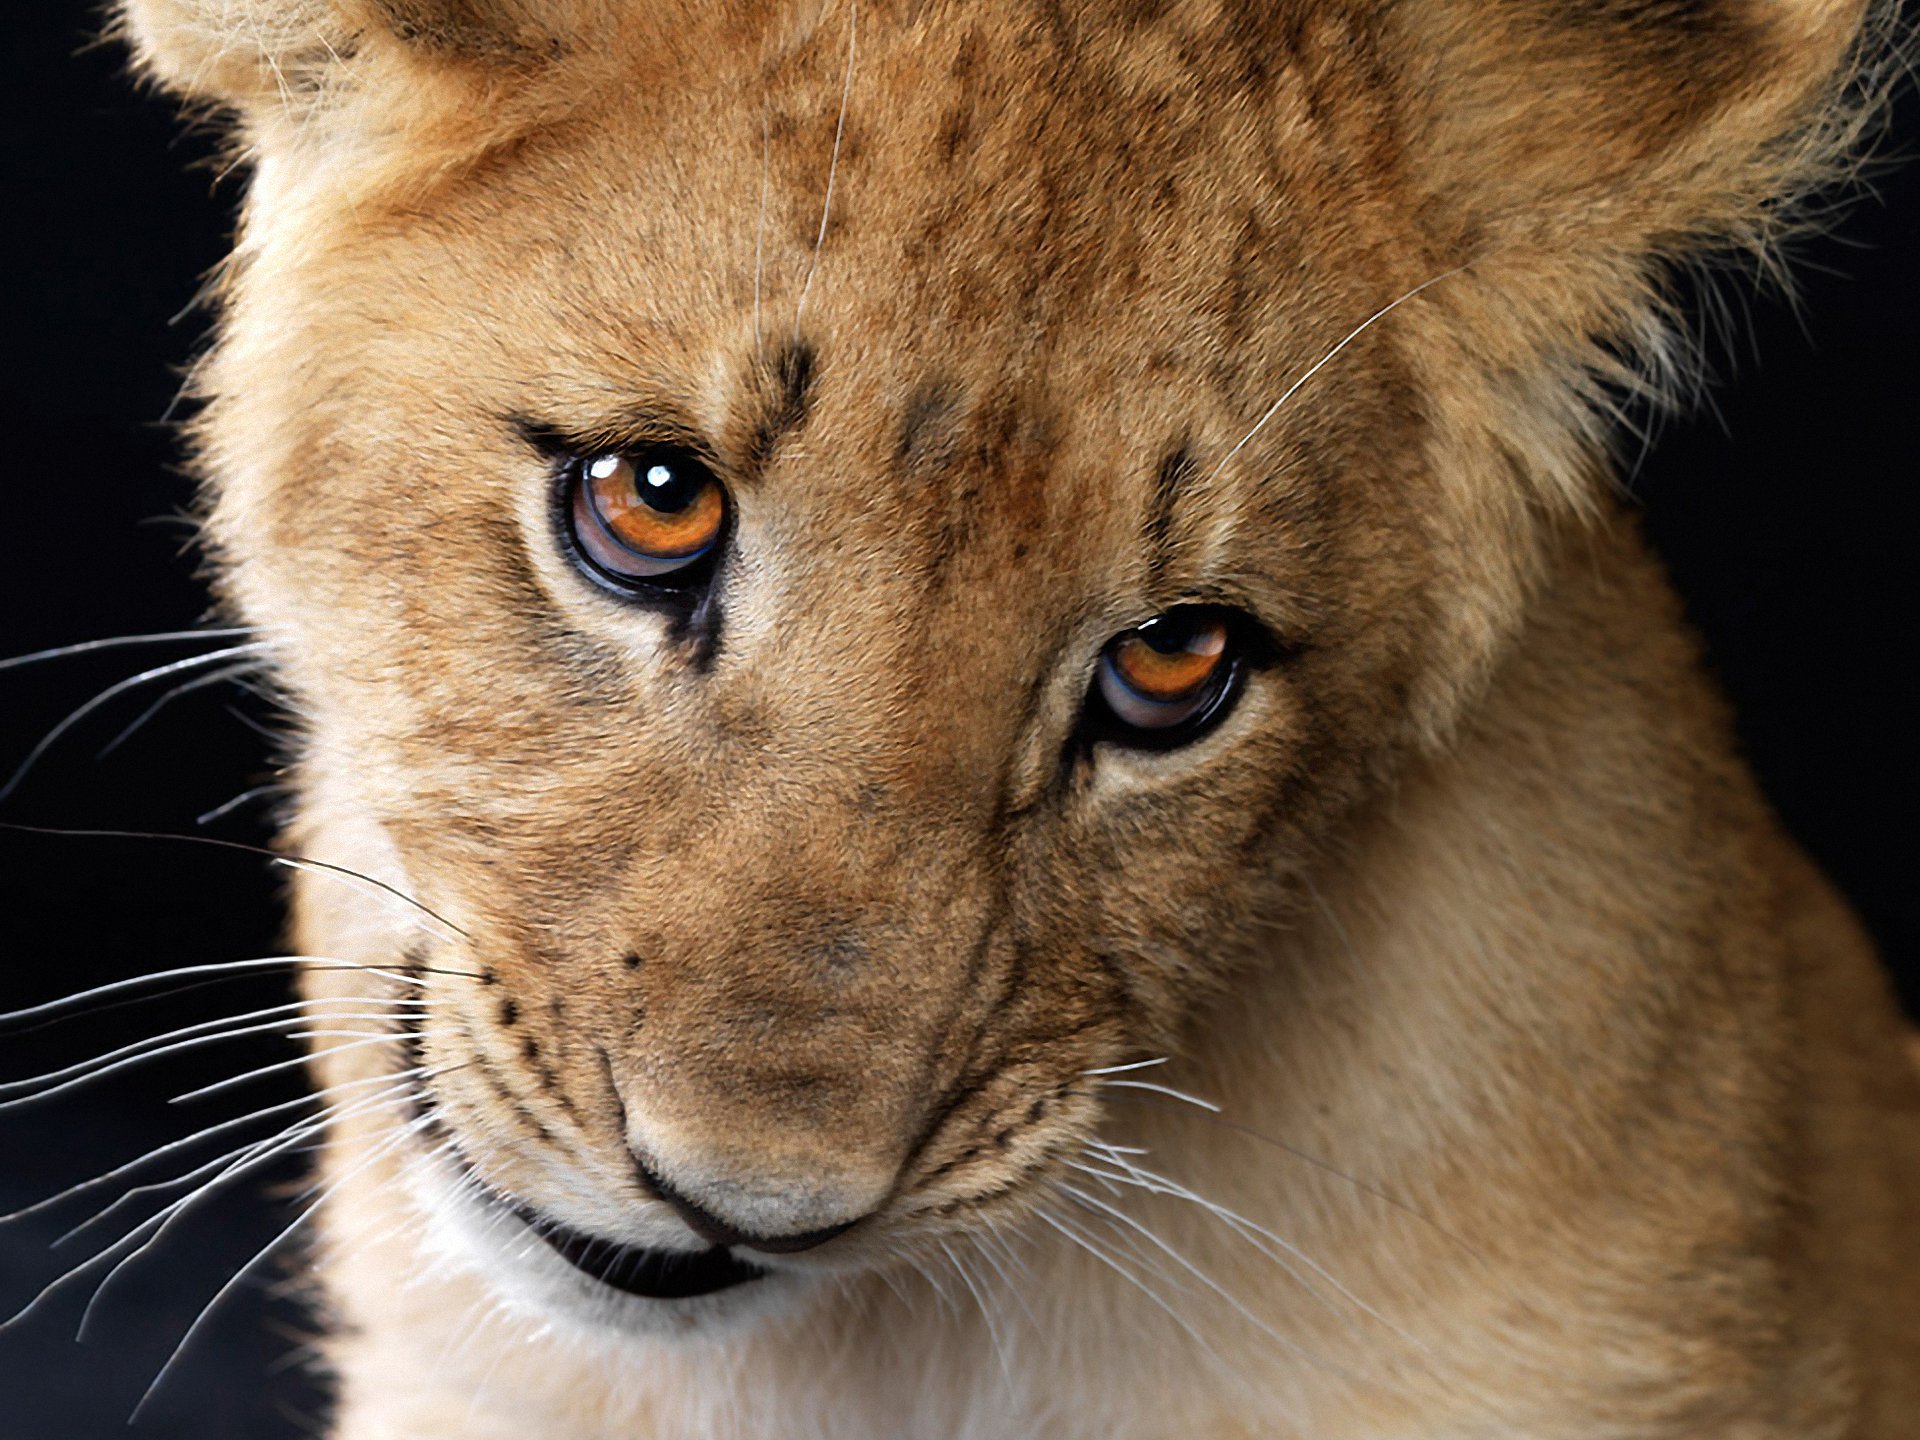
<box><xmin>118</xmin><ymin>0</ymin><xmax>1915</xmax><ymax>1435</ymax></box>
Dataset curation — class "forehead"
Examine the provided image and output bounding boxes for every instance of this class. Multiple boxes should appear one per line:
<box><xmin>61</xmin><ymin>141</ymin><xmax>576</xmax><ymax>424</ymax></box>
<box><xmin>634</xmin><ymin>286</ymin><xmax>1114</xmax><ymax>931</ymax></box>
<box><xmin>371</xmin><ymin>1</ymin><xmax>1409</xmax><ymax>437</ymax></box>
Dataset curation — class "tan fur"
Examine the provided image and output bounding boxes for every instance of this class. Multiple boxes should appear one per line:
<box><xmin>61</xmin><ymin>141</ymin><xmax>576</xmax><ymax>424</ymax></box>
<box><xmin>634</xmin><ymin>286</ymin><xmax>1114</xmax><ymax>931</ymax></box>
<box><xmin>117</xmin><ymin>0</ymin><xmax>1917</xmax><ymax>1434</ymax></box>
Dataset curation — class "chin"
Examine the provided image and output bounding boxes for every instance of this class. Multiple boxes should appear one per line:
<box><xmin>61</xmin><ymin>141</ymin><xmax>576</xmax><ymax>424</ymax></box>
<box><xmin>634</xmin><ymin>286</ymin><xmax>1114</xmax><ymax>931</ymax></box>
<box><xmin>404</xmin><ymin>1148</ymin><xmax>833</xmax><ymax>1345</ymax></box>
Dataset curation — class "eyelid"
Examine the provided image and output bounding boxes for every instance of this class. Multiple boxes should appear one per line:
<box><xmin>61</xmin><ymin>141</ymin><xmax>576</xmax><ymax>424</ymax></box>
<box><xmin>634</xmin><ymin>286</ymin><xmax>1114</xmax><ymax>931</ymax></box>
<box><xmin>514</xmin><ymin>413</ymin><xmax>719</xmax><ymax>469</ymax></box>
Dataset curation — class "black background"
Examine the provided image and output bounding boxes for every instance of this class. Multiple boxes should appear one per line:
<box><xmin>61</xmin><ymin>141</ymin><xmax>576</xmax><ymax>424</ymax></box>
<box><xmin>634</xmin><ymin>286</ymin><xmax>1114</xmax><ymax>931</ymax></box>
<box><xmin>1</xmin><ymin>4</ymin><xmax>1915</xmax><ymax>1437</ymax></box>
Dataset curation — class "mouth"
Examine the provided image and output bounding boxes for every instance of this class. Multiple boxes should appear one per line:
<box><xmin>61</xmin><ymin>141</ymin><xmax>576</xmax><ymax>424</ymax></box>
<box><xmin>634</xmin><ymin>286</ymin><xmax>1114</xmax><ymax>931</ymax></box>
<box><xmin>513</xmin><ymin>1204</ymin><xmax>768</xmax><ymax>1300</ymax></box>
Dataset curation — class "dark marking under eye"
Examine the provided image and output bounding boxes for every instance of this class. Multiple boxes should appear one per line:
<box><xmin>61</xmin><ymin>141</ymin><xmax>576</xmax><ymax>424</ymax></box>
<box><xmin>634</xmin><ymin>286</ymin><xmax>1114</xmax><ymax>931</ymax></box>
<box><xmin>667</xmin><ymin>583</ymin><xmax>726</xmax><ymax>674</ymax></box>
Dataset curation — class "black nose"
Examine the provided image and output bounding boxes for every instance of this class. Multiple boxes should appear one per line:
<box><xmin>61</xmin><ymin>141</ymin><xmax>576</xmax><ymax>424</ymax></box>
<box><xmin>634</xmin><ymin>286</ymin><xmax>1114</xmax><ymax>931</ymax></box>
<box><xmin>638</xmin><ymin>1160</ymin><xmax>864</xmax><ymax>1254</ymax></box>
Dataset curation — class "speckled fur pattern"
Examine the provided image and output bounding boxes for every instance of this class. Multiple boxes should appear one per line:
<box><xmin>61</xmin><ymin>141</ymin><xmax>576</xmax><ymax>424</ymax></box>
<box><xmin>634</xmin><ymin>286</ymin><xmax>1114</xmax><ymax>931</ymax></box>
<box><xmin>116</xmin><ymin>0</ymin><xmax>1916</xmax><ymax>1435</ymax></box>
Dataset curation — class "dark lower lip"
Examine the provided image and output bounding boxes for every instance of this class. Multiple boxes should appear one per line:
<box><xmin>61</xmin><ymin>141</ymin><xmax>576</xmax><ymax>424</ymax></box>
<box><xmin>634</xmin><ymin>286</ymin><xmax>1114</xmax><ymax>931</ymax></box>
<box><xmin>515</xmin><ymin>1206</ymin><xmax>768</xmax><ymax>1300</ymax></box>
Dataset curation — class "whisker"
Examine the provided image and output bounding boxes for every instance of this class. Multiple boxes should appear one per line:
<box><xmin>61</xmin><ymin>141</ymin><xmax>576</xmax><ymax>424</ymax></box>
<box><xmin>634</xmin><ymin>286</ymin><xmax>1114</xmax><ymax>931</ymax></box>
<box><xmin>3</xmin><ymin>1064</ymin><xmax>434</xmax><ymax>1225</ymax></box>
<box><xmin>0</xmin><ymin>955</ymin><xmax>474</xmax><ymax>1030</ymax></box>
<box><xmin>172</xmin><ymin>1033</ymin><xmax>410</xmax><ymax>1104</ymax></box>
<box><xmin>791</xmin><ymin>0</ymin><xmax>857</xmax><ymax>343</ymax></box>
<box><xmin>940</xmin><ymin>1238</ymin><xmax>1016</xmax><ymax>1395</ymax></box>
<box><xmin>1034</xmin><ymin>1205</ymin><xmax>1223</xmax><ymax>1366</ymax></box>
<box><xmin>0</xmin><ymin>644</ymin><xmax>265</xmax><ymax>802</ymax></box>
<box><xmin>2</xmin><ymin>1069</ymin><xmax>428</xmax><ymax>1335</ymax></box>
<box><xmin>1080</xmin><ymin>1056</ymin><xmax>1170</xmax><ymax>1077</ymax></box>
<box><xmin>131</xmin><ymin>1109</ymin><xmax>445</xmax><ymax>1420</ymax></box>
<box><xmin>1203</xmin><ymin>265</ymin><xmax>1467</xmax><ymax>489</ymax></box>
<box><xmin>63</xmin><ymin>1068</ymin><xmax>433</xmax><ymax>1253</ymax></box>
<box><xmin>969</xmin><ymin>1225</ymin><xmax>1036</xmax><ymax>1324</ymax></box>
<box><xmin>0</xmin><ymin>1019</ymin><xmax>411</xmax><ymax>1113</ymax></box>
<box><xmin>0</xmin><ymin>822</ymin><xmax>471</xmax><ymax>940</ymax></box>
<box><xmin>223</xmin><ymin>704</ymin><xmax>281</xmax><ymax>743</ymax></box>
<box><xmin>1099</xmin><ymin>1092</ymin><xmax>1478</xmax><ymax>1257</ymax></box>
<box><xmin>0</xmin><ymin>998</ymin><xmax>423</xmax><ymax>1102</ymax></box>
<box><xmin>1058</xmin><ymin>1180</ymin><xmax>1354</xmax><ymax>1382</ymax></box>
<box><xmin>1099</xmin><ymin>1078</ymin><xmax>1222</xmax><ymax>1113</ymax></box>
<box><xmin>97</xmin><ymin>661</ymin><xmax>263</xmax><ymax>759</ymax></box>
<box><xmin>196</xmin><ymin>782</ymin><xmax>287</xmax><ymax>827</ymax></box>
<box><xmin>1069</xmin><ymin>1151</ymin><xmax>1340</xmax><ymax>1317</ymax></box>
<box><xmin>0</xmin><ymin>627</ymin><xmax>256</xmax><ymax>676</ymax></box>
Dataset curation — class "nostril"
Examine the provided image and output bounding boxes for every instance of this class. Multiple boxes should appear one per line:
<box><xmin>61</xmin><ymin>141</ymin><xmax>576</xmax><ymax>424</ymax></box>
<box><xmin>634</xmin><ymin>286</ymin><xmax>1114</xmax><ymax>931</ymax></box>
<box><xmin>636</xmin><ymin>1158</ymin><xmax>864</xmax><ymax>1254</ymax></box>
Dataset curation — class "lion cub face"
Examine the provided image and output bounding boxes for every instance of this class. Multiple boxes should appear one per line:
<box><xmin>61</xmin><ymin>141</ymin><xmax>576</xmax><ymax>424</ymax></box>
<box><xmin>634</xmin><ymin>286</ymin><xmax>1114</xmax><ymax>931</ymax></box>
<box><xmin>129</xmin><ymin>0</ymin><xmax>1861</xmax><ymax>1329</ymax></box>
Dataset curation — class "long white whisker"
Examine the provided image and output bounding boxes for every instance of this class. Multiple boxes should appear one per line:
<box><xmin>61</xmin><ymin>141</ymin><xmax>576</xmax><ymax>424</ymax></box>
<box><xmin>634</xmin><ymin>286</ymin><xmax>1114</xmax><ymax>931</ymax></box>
<box><xmin>1080</xmin><ymin>1057</ymin><xmax>1170</xmax><ymax>1077</ymax></box>
<box><xmin>131</xmin><ymin>1109</ymin><xmax>444</xmax><ymax>1419</ymax></box>
<box><xmin>0</xmin><ymin>956</ymin><xmax>459</xmax><ymax>1028</ymax></box>
<box><xmin>0</xmin><ymin>1021</ymin><xmax>410</xmax><ymax>1113</ymax></box>
<box><xmin>940</xmin><ymin>1239</ymin><xmax>1015</xmax><ymax>1395</ymax></box>
<box><xmin>98</xmin><ymin>661</ymin><xmax>263</xmax><ymax>758</ymax></box>
<box><xmin>0</xmin><ymin>644</ymin><xmax>264</xmax><ymax>801</ymax></box>
<box><xmin>1099</xmin><ymin>1078</ymin><xmax>1222</xmax><ymax>1113</ymax></box>
<box><xmin>171</xmin><ymin>1033</ymin><xmax>408</xmax><ymax>1104</ymax></box>
<box><xmin>0</xmin><ymin>627</ymin><xmax>256</xmax><ymax>675</ymax></box>
<box><xmin>196</xmin><ymin>782</ymin><xmax>285</xmax><ymax>828</ymax></box>
<box><xmin>1081</xmin><ymin>1144</ymin><xmax>1337</xmax><ymax>1283</ymax></box>
<box><xmin>0</xmin><ymin>999</ymin><xmax>422</xmax><ymax>1102</ymax></box>
<box><xmin>1</xmin><ymin>1069</ymin><xmax>427</xmax><ymax>1335</ymax></box>
<box><xmin>1034</xmin><ymin>1205</ymin><xmax>1223</xmax><ymax>1366</ymax></box>
<box><xmin>3</xmin><ymin>1059</ymin><xmax>435</xmax><ymax>1225</ymax></box>
<box><xmin>1078</xmin><ymin>1145</ymin><xmax>1442</xmax><ymax>1368</ymax></box>
<box><xmin>62</xmin><ymin>1069</ymin><xmax>431</xmax><ymax>1255</ymax></box>
<box><xmin>1098</xmin><ymin>1091</ymin><xmax>1474</xmax><ymax>1255</ymax></box>
<box><xmin>1071</xmin><ymin>1151</ymin><xmax>1336</xmax><ymax>1313</ymax></box>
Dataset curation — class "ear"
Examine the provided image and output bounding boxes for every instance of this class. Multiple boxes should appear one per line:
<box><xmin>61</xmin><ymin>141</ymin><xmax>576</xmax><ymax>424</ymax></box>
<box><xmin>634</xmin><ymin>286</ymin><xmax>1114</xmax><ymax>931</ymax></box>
<box><xmin>1391</xmin><ymin>0</ymin><xmax>1885</xmax><ymax>259</ymax></box>
<box><xmin>117</xmin><ymin>0</ymin><xmax>341</xmax><ymax>107</ymax></box>
<box><xmin>115</xmin><ymin>0</ymin><xmax>597</xmax><ymax>111</ymax></box>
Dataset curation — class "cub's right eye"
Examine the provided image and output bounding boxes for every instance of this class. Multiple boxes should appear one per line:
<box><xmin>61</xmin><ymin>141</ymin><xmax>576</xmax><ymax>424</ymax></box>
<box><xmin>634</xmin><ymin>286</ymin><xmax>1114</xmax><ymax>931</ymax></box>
<box><xmin>566</xmin><ymin>448</ymin><xmax>728</xmax><ymax>588</ymax></box>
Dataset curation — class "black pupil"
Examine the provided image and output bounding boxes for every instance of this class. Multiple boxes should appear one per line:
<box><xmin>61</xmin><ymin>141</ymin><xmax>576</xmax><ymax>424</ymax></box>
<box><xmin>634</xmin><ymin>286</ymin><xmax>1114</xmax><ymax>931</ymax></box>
<box><xmin>629</xmin><ymin>452</ymin><xmax>705</xmax><ymax>513</ymax></box>
<box><xmin>1136</xmin><ymin>614</ymin><xmax>1206</xmax><ymax>654</ymax></box>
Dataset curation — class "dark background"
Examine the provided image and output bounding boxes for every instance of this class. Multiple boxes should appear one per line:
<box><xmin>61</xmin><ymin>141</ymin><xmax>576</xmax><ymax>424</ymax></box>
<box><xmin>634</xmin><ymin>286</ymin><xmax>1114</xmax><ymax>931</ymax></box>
<box><xmin>2</xmin><ymin>4</ymin><xmax>1915</xmax><ymax>1437</ymax></box>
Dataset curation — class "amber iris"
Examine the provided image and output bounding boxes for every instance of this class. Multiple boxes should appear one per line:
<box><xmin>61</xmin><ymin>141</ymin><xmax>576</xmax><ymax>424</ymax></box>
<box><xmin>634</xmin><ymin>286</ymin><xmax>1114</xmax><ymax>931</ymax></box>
<box><xmin>571</xmin><ymin>450</ymin><xmax>726</xmax><ymax>581</ymax></box>
<box><xmin>1095</xmin><ymin>611</ymin><xmax>1235</xmax><ymax>734</ymax></box>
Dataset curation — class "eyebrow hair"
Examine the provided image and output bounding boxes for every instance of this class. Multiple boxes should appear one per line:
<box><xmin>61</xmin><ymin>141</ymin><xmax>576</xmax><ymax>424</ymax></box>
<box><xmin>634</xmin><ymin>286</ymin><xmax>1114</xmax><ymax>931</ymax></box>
<box><xmin>1142</xmin><ymin>443</ymin><xmax>1196</xmax><ymax>581</ymax></box>
<box><xmin>504</xmin><ymin>339</ymin><xmax>816</xmax><ymax>484</ymax></box>
<box><xmin>743</xmin><ymin>339</ymin><xmax>817</xmax><ymax>472</ymax></box>
<box><xmin>508</xmin><ymin>409</ymin><xmax>713</xmax><ymax>463</ymax></box>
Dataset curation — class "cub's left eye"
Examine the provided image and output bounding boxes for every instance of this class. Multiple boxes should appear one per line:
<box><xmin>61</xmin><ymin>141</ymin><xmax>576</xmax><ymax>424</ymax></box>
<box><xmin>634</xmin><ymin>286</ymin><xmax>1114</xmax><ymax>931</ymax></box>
<box><xmin>567</xmin><ymin>447</ymin><xmax>727</xmax><ymax>586</ymax></box>
<box><xmin>1091</xmin><ymin>608</ymin><xmax>1244</xmax><ymax>746</ymax></box>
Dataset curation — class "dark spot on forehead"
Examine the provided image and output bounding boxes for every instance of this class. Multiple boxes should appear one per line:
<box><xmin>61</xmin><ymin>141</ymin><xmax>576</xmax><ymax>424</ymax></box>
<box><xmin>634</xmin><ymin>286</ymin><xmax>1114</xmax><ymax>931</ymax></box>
<box><xmin>1144</xmin><ymin>443</ymin><xmax>1195</xmax><ymax>580</ymax></box>
<box><xmin>746</xmin><ymin>340</ymin><xmax>816</xmax><ymax>470</ymax></box>
<box><xmin>807</xmin><ymin>933</ymin><xmax>869</xmax><ymax>977</ymax></box>
<box><xmin>898</xmin><ymin>377</ymin><xmax>964</xmax><ymax>475</ymax></box>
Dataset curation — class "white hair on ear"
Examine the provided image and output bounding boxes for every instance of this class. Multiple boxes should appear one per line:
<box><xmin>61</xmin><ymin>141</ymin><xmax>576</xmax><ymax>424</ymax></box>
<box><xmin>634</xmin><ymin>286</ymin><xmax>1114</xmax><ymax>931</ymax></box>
<box><xmin>116</xmin><ymin>0</ymin><xmax>346</xmax><ymax>106</ymax></box>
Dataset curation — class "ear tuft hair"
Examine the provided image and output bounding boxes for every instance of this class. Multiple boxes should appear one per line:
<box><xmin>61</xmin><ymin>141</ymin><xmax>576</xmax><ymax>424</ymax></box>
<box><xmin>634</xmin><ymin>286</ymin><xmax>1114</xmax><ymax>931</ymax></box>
<box><xmin>117</xmin><ymin>0</ymin><xmax>349</xmax><ymax>108</ymax></box>
<box><xmin>366</xmin><ymin>0</ymin><xmax>568</xmax><ymax>64</ymax></box>
<box><xmin>116</xmin><ymin>0</ymin><xmax>600</xmax><ymax>113</ymax></box>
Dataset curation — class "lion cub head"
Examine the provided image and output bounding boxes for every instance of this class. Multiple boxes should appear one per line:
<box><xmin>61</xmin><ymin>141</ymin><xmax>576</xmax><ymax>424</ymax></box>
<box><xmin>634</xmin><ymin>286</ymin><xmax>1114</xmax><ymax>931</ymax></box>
<box><xmin>121</xmin><ymin>0</ymin><xmax>1869</xmax><ymax>1326</ymax></box>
